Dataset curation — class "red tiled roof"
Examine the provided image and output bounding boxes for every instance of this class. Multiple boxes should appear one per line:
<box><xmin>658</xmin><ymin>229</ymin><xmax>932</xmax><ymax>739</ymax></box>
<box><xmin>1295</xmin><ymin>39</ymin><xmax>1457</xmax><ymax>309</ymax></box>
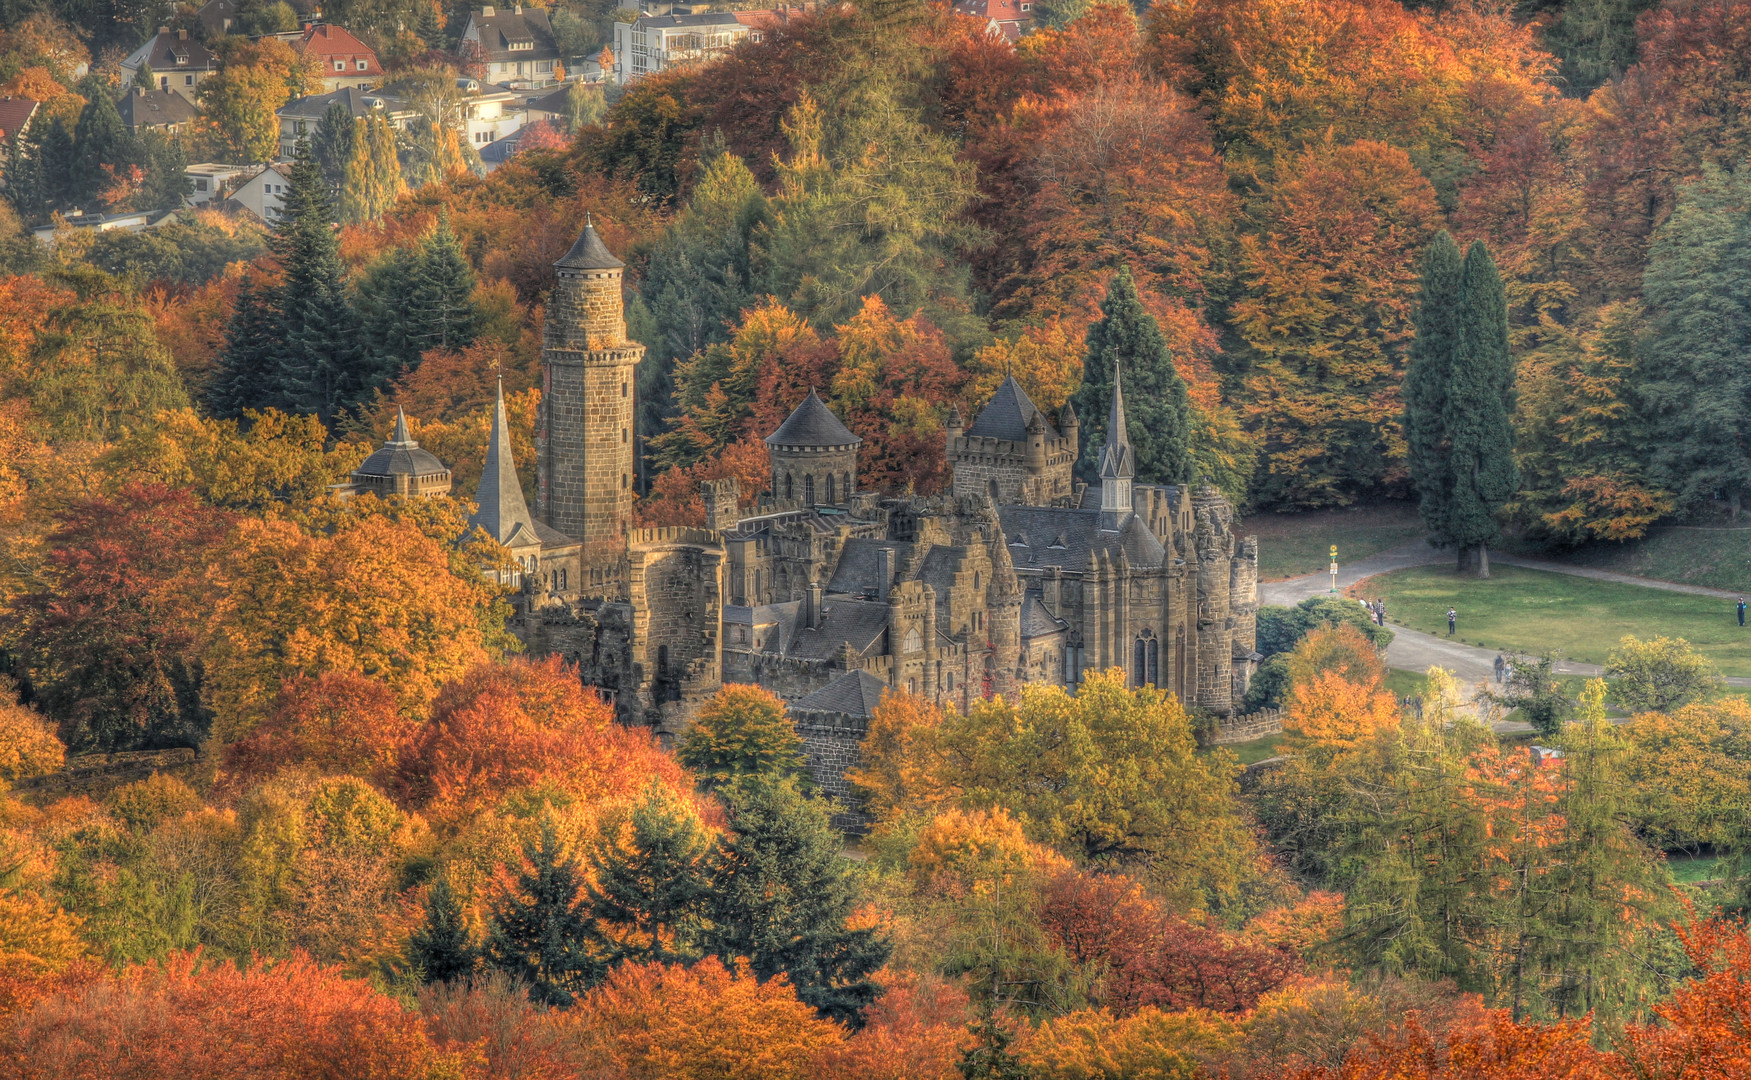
<box><xmin>299</xmin><ymin>23</ymin><xmax>383</xmax><ymax>78</ymax></box>
<box><xmin>0</xmin><ymin>97</ymin><xmax>37</xmax><ymax>139</ymax></box>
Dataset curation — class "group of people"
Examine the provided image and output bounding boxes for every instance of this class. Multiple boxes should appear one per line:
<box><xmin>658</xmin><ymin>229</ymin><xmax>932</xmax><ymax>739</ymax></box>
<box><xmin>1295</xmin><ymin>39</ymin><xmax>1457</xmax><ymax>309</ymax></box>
<box><xmin>1492</xmin><ymin>653</ymin><xmax>1514</xmax><ymax>684</ymax></box>
<box><xmin>1358</xmin><ymin>597</ymin><xmax>1388</xmax><ymax>626</ymax></box>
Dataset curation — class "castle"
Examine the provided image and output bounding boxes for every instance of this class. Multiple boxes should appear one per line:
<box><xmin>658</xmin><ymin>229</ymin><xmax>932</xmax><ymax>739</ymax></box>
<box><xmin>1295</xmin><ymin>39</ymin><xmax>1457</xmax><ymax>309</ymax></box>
<box><xmin>378</xmin><ymin>222</ymin><xmax>1261</xmax><ymax>818</ymax></box>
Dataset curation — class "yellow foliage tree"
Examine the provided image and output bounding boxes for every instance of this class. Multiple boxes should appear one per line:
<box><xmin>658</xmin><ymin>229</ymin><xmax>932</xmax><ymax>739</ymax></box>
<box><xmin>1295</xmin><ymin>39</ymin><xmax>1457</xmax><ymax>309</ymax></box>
<box><xmin>101</xmin><ymin>408</ymin><xmax>360</xmax><ymax>513</ymax></box>
<box><xmin>846</xmin><ymin>692</ymin><xmax>948</xmax><ymax>822</ymax></box>
<box><xmin>0</xmin><ymin>691</ymin><xmax>63</xmax><ymax>784</ymax></box>
<box><xmin>1017</xmin><ymin>1006</ymin><xmax>1240</xmax><ymax>1080</ymax></box>
<box><xmin>204</xmin><ymin>512</ymin><xmax>514</xmax><ymax>741</ymax></box>
<box><xmin>967</xmin><ymin>317</ymin><xmax>1085</xmax><ymax>415</ymax></box>
<box><xmin>0</xmin><ymin>888</ymin><xmax>87</xmax><ymax>1013</ymax></box>
<box><xmin>906</xmin><ymin>806</ymin><xmax>1071</xmax><ymax>898</ymax></box>
<box><xmin>1284</xmin><ymin>671</ymin><xmax>1402</xmax><ymax>750</ymax></box>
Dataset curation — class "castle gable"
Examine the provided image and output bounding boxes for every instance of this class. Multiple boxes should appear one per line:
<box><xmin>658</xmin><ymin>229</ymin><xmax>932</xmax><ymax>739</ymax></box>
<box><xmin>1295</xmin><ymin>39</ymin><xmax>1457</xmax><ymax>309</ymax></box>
<box><xmin>826</xmin><ymin>538</ymin><xmax>911</xmax><ymax>596</ymax></box>
<box><xmin>793</xmin><ymin>669</ymin><xmax>889</xmax><ymax>717</ymax></box>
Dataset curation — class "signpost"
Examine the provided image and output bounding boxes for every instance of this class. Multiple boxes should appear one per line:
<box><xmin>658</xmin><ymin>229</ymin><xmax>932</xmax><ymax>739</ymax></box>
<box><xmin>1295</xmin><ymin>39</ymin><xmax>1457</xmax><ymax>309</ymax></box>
<box><xmin>1330</xmin><ymin>545</ymin><xmax>1338</xmax><ymax>593</ymax></box>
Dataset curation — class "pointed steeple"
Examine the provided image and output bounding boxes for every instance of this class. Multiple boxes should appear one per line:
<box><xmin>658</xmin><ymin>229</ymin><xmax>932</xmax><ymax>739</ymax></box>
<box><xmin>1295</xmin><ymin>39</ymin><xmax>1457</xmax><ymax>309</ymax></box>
<box><xmin>388</xmin><ymin>405</ymin><xmax>415</xmax><ymax>448</ymax></box>
<box><xmin>468</xmin><ymin>379</ymin><xmax>540</xmax><ymax>548</ymax></box>
<box><xmin>1098</xmin><ymin>359</ymin><xmax>1134</xmax><ymax>531</ymax></box>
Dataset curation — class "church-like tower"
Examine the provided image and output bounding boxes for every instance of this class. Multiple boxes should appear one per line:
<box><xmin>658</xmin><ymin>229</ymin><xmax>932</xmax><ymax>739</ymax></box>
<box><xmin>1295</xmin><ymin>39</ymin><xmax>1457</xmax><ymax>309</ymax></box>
<box><xmin>536</xmin><ymin>220</ymin><xmax>644</xmax><ymax>547</ymax></box>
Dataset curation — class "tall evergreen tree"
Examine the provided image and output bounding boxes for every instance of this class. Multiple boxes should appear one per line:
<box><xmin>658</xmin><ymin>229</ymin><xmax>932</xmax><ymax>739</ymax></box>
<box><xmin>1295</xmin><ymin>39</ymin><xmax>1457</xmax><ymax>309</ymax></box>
<box><xmin>71</xmin><ymin>78</ymin><xmax>129</xmax><ymax>208</ymax></box>
<box><xmin>1069</xmin><ymin>265</ymin><xmax>1194</xmax><ymax>485</ymax></box>
<box><xmin>272</xmin><ymin>140</ymin><xmax>363</xmax><ymax>423</ymax></box>
<box><xmin>207</xmin><ymin>272</ymin><xmax>282</xmax><ymax>419</ymax></box>
<box><xmin>1403</xmin><ymin>231</ymin><xmax>1463</xmax><ymax>553</ymax></box>
<box><xmin>355</xmin><ymin>243</ymin><xmax>421</xmax><ymax>381</ymax></box>
<box><xmin>408</xmin><ymin>211</ymin><xmax>479</xmax><ymax>358</ymax></box>
<box><xmin>312</xmin><ymin>101</ymin><xmax>355</xmax><ymax>194</ymax></box>
<box><xmin>584</xmin><ymin>785</ymin><xmax>712</xmax><ymax>971</ymax></box>
<box><xmin>340</xmin><ymin>112</ymin><xmax>404</xmax><ymax>224</ymax></box>
<box><xmin>407</xmin><ymin>876</ymin><xmax>478</xmax><ymax>984</ymax></box>
<box><xmin>135</xmin><ymin>131</ymin><xmax>192</xmax><ymax>211</ymax></box>
<box><xmin>485</xmin><ymin>820</ymin><xmax>600</xmax><ymax>1007</ymax></box>
<box><xmin>1445</xmin><ymin>241</ymin><xmax>1517</xmax><ymax>577</ymax></box>
<box><xmin>702</xmin><ymin>779</ymin><xmax>890</xmax><ymax>1026</ymax></box>
<box><xmin>1643</xmin><ymin>166</ymin><xmax>1751</xmax><ymax>519</ymax></box>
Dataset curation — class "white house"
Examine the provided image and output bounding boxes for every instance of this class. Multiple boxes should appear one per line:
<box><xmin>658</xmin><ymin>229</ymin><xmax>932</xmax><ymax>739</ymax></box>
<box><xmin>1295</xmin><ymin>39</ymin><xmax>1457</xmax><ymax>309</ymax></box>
<box><xmin>228</xmin><ymin>163</ymin><xmax>295</xmax><ymax>221</ymax></box>
<box><xmin>457</xmin><ymin>4</ymin><xmax>563</xmax><ymax>90</ymax></box>
<box><xmin>612</xmin><ymin>10</ymin><xmax>752</xmax><ymax>84</ymax></box>
<box><xmin>184</xmin><ymin>162</ymin><xmax>257</xmax><ymax>207</ymax></box>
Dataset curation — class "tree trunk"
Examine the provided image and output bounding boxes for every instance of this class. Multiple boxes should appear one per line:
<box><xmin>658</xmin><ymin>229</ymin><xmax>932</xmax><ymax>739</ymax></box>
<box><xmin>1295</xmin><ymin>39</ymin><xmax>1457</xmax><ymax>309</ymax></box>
<box><xmin>1477</xmin><ymin>542</ymin><xmax>1491</xmax><ymax>579</ymax></box>
<box><xmin>1456</xmin><ymin>545</ymin><xmax>1473</xmax><ymax>573</ymax></box>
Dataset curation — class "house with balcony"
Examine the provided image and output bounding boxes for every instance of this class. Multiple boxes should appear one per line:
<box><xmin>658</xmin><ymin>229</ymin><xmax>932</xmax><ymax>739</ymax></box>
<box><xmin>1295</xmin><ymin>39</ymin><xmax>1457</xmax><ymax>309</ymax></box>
<box><xmin>184</xmin><ymin>162</ymin><xmax>256</xmax><ymax>206</ymax></box>
<box><xmin>458</xmin><ymin>4</ymin><xmax>562</xmax><ymax>90</ymax></box>
<box><xmin>951</xmin><ymin>0</ymin><xmax>1033</xmax><ymax>42</ymax></box>
<box><xmin>612</xmin><ymin>9</ymin><xmax>752</xmax><ymax>84</ymax></box>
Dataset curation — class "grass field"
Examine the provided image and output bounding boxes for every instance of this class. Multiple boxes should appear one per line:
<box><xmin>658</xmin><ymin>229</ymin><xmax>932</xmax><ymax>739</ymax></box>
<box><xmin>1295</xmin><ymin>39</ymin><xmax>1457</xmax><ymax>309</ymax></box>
<box><xmin>1512</xmin><ymin>526</ymin><xmax>1751</xmax><ymax>594</ymax></box>
<box><xmin>1240</xmin><ymin>501</ymin><xmax>1424</xmax><ymax>581</ymax></box>
<box><xmin>1667</xmin><ymin>854</ymin><xmax>1725</xmax><ymax>884</ymax></box>
<box><xmin>1364</xmin><ymin>564</ymin><xmax>1751</xmax><ymax>676</ymax></box>
<box><xmin>1222</xmin><ymin>732</ymin><xmax>1286</xmax><ymax>764</ymax></box>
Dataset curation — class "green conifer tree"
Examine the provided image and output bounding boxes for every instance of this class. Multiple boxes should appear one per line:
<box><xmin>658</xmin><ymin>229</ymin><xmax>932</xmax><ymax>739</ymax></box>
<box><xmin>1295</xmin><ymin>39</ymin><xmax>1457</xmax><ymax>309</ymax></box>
<box><xmin>1403</xmin><ymin>231</ymin><xmax>1463</xmax><ymax>551</ymax></box>
<box><xmin>207</xmin><ymin>272</ymin><xmax>282</xmax><ymax>419</ymax></box>
<box><xmin>1069</xmin><ymin>265</ymin><xmax>1194</xmax><ymax>485</ymax></box>
<box><xmin>702</xmin><ymin>779</ymin><xmax>890</xmax><ymax>1026</ymax></box>
<box><xmin>1643</xmin><ymin>166</ymin><xmax>1751</xmax><ymax>519</ymax></box>
<box><xmin>485</xmin><ymin>820</ymin><xmax>600</xmax><ymax>1007</ymax></box>
<box><xmin>407</xmin><ymin>876</ymin><xmax>478</xmax><ymax>984</ymax></box>
<box><xmin>584</xmin><ymin>785</ymin><xmax>711</xmax><ymax>971</ymax></box>
<box><xmin>71</xmin><ymin>78</ymin><xmax>130</xmax><ymax>207</ymax></box>
<box><xmin>135</xmin><ymin>130</ymin><xmax>192</xmax><ymax>211</ymax></box>
<box><xmin>272</xmin><ymin>140</ymin><xmax>364</xmax><ymax>423</ymax></box>
<box><xmin>408</xmin><ymin>211</ymin><xmax>480</xmax><ymax>358</ymax></box>
<box><xmin>35</xmin><ymin>119</ymin><xmax>76</xmax><ymax>216</ymax></box>
<box><xmin>1445</xmin><ymin>241</ymin><xmax>1517</xmax><ymax>577</ymax></box>
<box><xmin>312</xmin><ymin>101</ymin><xmax>355</xmax><ymax>193</ymax></box>
<box><xmin>354</xmin><ymin>242</ymin><xmax>421</xmax><ymax>378</ymax></box>
<box><xmin>957</xmin><ymin>1003</ymin><xmax>1035</xmax><ymax>1080</ymax></box>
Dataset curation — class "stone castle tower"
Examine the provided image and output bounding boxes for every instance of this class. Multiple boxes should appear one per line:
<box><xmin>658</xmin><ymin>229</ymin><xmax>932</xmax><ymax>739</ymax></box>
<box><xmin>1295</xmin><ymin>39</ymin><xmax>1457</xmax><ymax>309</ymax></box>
<box><xmin>536</xmin><ymin>220</ymin><xmax>644</xmax><ymax>549</ymax></box>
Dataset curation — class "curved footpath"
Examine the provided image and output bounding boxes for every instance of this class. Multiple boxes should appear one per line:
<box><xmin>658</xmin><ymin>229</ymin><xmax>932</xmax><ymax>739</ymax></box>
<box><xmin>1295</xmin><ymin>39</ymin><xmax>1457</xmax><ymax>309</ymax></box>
<box><xmin>1258</xmin><ymin>539</ymin><xmax>1751</xmax><ymax>730</ymax></box>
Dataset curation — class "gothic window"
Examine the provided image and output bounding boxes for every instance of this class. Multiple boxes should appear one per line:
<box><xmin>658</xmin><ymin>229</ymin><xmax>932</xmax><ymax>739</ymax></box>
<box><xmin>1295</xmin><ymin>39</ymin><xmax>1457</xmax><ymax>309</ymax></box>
<box><xmin>785</xmin><ymin>474</ymin><xmax>793</xmax><ymax>499</ymax></box>
<box><xmin>804</xmin><ymin>475</ymin><xmax>815</xmax><ymax>505</ymax></box>
<box><xmin>988</xmin><ymin>479</ymin><xmax>999</xmax><ymax>501</ymax></box>
<box><xmin>560</xmin><ymin>568</ymin><xmax>568</xmax><ymax>590</ymax></box>
<box><xmin>974</xmin><ymin>571</ymin><xmax>981</xmax><ymax>589</ymax></box>
<box><xmin>1134</xmin><ymin>628</ymin><xmax>1158</xmax><ymax>687</ymax></box>
<box><xmin>903</xmin><ymin>627</ymin><xmax>922</xmax><ymax>653</ymax></box>
<box><xmin>843</xmin><ymin>472</ymin><xmax>851</xmax><ymax>497</ymax></box>
<box><xmin>825</xmin><ymin>474</ymin><xmax>835</xmax><ymax>503</ymax></box>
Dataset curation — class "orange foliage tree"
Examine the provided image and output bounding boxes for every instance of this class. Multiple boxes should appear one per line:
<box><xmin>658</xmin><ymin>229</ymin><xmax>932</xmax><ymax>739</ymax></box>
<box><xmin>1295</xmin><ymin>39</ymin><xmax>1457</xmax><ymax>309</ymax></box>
<box><xmin>812</xmin><ymin>972</ymin><xmax>972</xmax><ymax>1080</ymax></box>
<box><xmin>219</xmin><ymin>673</ymin><xmax>415</xmax><ymax>794</ymax></box>
<box><xmin>553</xmin><ymin>956</ymin><xmax>845</xmax><ymax>1080</ymax></box>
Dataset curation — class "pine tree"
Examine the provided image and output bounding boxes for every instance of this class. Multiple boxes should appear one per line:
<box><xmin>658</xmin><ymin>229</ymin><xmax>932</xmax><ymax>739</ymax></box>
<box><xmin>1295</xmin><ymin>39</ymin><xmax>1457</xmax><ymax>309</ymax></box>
<box><xmin>1069</xmin><ymin>265</ymin><xmax>1194</xmax><ymax>485</ymax></box>
<box><xmin>643</xmin><ymin>149</ymin><xmax>767</xmax><ymax>366</ymax></box>
<box><xmin>957</xmin><ymin>1003</ymin><xmax>1034</xmax><ymax>1080</ymax></box>
<box><xmin>71</xmin><ymin>80</ymin><xmax>129</xmax><ymax>208</ymax></box>
<box><xmin>272</xmin><ymin>139</ymin><xmax>363</xmax><ymax>424</ymax></box>
<box><xmin>407</xmin><ymin>876</ymin><xmax>478</xmax><ymax>984</ymax></box>
<box><xmin>408</xmin><ymin>211</ymin><xmax>479</xmax><ymax>358</ymax></box>
<box><xmin>136</xmin><ymin>130</ymin><xmax>192</xmax><ymax>211</ymax></box>
<box><xmin>207</xmin><ymin>272</ymin><xmax>283</xmax><ymax>419</ymax></box>
<box><xmin>355</xmin><ymin>243</ymin><xmax>421</xmax><ymax>380</ymax></box>
<box><xmin>485</xmin><ymin>820</ymin><xmax>600</xmax><ymax>1007</ymax></box>
<box><xmin>584</xmin><ymin>785</ymin><xmax>711</xmax><ymax>971</ymax></box>
<box><xmin>1404</xmin><ymin>231</ymin><xmax>1463</xmax><ymax>553</ymax></box>
<box><xmin>312</xmin><ymin>101</ymin><xmax>354</xmax><ymax>193</ymax></box>
<box><xmin>1445</xmin><ymin>241</ymin><xmax>1517</xmax><ymax>577</ymax></box>
<box><xmin>702</xmin><ymin>779</ymin><xmax>890</xmax><ymax>1026</ymax></box>
<box><xmin>1643</xmin><ymin>166</ymin><xmax>1751</xmax><ymax>519</ymax></box>
<box><xmin>34</xmin><ymin>119</ymin><xmax>76</xmax><ymax>217</ymax></box>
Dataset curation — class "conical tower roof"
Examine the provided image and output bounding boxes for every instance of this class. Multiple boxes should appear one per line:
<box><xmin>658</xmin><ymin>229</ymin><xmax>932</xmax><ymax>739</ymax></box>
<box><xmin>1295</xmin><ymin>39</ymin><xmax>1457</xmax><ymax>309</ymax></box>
<box><xmin>1097</xmin><ymin>360</ymin><xmax>1133</xmax><ymax>481</ymax></box>
<box><xmin>467</xmin><ymin>381</ymin><xmax>540</xmax><ymax>548</ymax></box>
<box><xmin>966</xmin><ymin>376</ymin><xmax>1057</xmax><ymax>441</ymax></box>
<box><xmin>354</xmin><ymin>406</ymin><xmax>446</xmax><ymax>479</ymax></box>
<box><xmin>554</xmin><ymin>217</ymin><xmax>623</xmax><ymax>270</ymax></box>
<box><xmin>765</xmin><ymin>388</ymin><xmax>861</xmax><ymax>448</ymax></box>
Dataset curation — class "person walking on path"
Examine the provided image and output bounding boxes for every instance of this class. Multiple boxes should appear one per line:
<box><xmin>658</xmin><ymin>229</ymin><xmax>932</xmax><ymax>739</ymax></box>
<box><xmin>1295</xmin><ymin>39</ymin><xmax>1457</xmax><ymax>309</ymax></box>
<box><xmin>1494</xmin><ymin>654</ymin><xmax>1506</xmax><ymax>684</ymax></box>
<box><xmin>1448</xmin><ymin>608</ymin><xmax>1458</xmax><ymax>637</ymax></box>
<box><xmin>1739</xmin><ymin>596</ymin><xmax>1746</xmax><ymax>627</ymax></box>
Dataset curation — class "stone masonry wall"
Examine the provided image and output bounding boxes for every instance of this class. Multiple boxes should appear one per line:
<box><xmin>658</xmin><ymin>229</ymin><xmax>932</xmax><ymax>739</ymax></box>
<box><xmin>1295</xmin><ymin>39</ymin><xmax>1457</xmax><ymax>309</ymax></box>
<box><xmin>792</xmin><ymin>708</ymin><xmax>872</xmax><ymax>832</ymax></box>
<box><xmin>1212</xmin><ymin>708</ymin><xmax>1282</xmax><ymax>745</ymax></box>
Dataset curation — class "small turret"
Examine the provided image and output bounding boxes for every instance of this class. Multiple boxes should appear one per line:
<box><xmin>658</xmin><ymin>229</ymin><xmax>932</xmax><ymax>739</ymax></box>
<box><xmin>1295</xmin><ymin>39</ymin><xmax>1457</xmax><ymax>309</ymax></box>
<box><xmin>1024</xmin><ymin>408</ymin><xmax>1047</xmax><ymax>474</ymax></box>
<box><xmin>1060</xmin><ymin>399</ymin><xmax>1079</xmax><ymax>456</ymax></box>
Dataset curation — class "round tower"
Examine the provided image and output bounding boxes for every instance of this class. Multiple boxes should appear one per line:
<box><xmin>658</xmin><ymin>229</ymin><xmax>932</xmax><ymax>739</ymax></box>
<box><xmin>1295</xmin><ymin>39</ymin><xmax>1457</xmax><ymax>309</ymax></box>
<box><xmin>537</xmin><ymin>220</ymin><xmax>644</xmax><ymax>546</ymax></box>
<box><xmin>765</xmin><ymin>389</ymin><xmax>861</xmax><ymax>506</ymax></box>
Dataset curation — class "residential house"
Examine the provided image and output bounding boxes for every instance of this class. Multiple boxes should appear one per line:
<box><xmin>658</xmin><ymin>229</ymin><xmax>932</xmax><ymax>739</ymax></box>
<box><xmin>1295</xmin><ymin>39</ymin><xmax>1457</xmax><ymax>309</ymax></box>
<box><xmin>458</xmin><ymin>5</ymin><xmax>562</xmax><ymax>90</ymax></box>
<box><xmin>184</xmin><ymin>162</ymin><xmax>256</xmax><ymax>206</ymax></box>
<box><xmin>196</xmin><ymin>0</ymin><xmax>242</xmax><ymax>38</ymax></box>
<box><xmin>478</xmin><ymin>117</ymin><xmax>565</xmax><ymax>171</ymax></box>
<box><xmin>276</xmin><ymin>87</ymin><xmax>415</xmax><ymax>159</ymax></box>
<box><xmin>612</xmin><ymin>9</ymin><xmax>751</xmax><ymax>84</ymax></box>
<box><xmin>117</xmin><ymin>86</ymin><xmax>197</xmax><ymax>136</ymax></box>
<box><xmin>950</xmin><ymin>0</ymin><xmax>1032</xmax><ymax>41</ymax></box>
<box><xmin>32</xmin><ymin>207</ymin><xmax>179</xmax><ymax>246</ymax></box>
<box><xmin>450</xmin><ymin>78</ymin><xmax>525</xmax><ymax>150</ymax></box>
<box><xmin>0</xmin><ymin>97</ymin><xmax>37</xmax><ymax>187</ymax></box>
<box><xmin>296</xmin><ymin>24</ymin><xmax>383</xmax><ymax>92</ymax></box>
<box><xmin>122</xmin><ymin>28</ymin><xmax>221</xmax><ymax>105</ymax></box>
<box><xmin>227</xmin><ymin>163</ymin><xmax>294</xmax><ymax>221</ymax></box>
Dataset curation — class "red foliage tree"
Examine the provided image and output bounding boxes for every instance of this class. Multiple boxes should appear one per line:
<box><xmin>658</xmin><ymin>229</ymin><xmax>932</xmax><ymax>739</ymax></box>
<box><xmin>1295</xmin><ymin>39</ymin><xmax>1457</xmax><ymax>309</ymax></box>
<box><xmin>219</xmin><ymin>672</ymin><xmax>414</xmax><ymax>795</ymax></box>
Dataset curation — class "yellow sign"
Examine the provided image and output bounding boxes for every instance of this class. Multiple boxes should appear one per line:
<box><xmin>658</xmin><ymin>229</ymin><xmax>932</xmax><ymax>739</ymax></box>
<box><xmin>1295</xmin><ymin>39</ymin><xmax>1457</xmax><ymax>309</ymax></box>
<box><xmin>1330</xmin><ymin>545</ymin><xmax>1338</xmax><ymax>558</ymax></box>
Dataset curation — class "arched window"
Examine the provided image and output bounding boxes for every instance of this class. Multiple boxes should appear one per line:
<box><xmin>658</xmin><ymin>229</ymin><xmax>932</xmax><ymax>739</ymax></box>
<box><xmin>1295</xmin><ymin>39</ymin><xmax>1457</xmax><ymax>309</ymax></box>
<box><xmin>825</xmin><ymin>474</ymin><xmax>835</xmax><ymax>503</ymax></box>
<box><xmin>974</xmin><ymin>571</ymin><xmax>981</xmax><ymax>590</ymax></box>
<box><xmin>988</xmin><ymin>479</ymin><xmax>1000</xmax><ymax>501</ymax></box>
<box><xmin>903</xmin><ymin>627</ymin><xmax>922</xmax><ymax>653</ymax></box>
<box><xmin>1134</xmin><ymin>628</ymin><xmax>1158</xmax><ymax>687</ymax></box>
<box><xmin>785</xmin><ymin>473</ymin><xmax>794</xmax><ymax>499</ymax></box>
<box><xmin>804</xmin><ymin>474</ymin><xmax>815</xmax><ymax>505</ymax></box>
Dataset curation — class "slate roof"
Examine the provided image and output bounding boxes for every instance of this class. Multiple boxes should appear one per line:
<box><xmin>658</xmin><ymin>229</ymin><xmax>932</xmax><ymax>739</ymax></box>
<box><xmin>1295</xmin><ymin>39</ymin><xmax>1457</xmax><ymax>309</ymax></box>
<box><xmin>467</xmin><ymin>6</ymin><xmax>560</xmax><ymax>64</ymax></box>
<box><xmin>765</xmin><ymin>389</ymin><xmax>861</xmax><ymax>448</ymax></box>
<box><xmin>554</xmin><ymin>220</ymin><xmax>622</xmax><ymax>270</ymax></box>
<box><xmin>125</xmin><ymin>29</ymin><xmax>219</xmax><ymax>74</ymax></box>
<box><xmin>354</xmin><ymin>408</ymin><xmax>449</xmax><ymax>480</ymax></box>
<box><xmin>467</xmin><ymin>382</ymin><xmax>547</xmax><ymax>550</ymax></box>
<box><xmin>998</xmin><ymin>505</ymin><xmax>1167</xmax><ymax>571</ymax></box>
<box><xmin>1020</xmin><ymin>594</ymin><xmax>1068</xmax><ymax>639</ymax></box>
<box><xmin>826</xmin><ymin>538</ymin><xmax>911</xmax><ymax>596</ymax></box>
<box><xmin>786</xmin><ymin>599</ymin><xmax>890</xmax><ymax>660</ymax></box>
<box><xmin>278</xmin><ymin>86</ymin><xmax>392</xmax><ymax>120</ymax></box>
<box><xmin>791</xmin><ymin>669</ymin><xmax>890</xmax><ymax>718</ymax></box>
<box><xmin>118</xmin><ymin>87</ymin><xmax>196</xmax><ymax>130</ymax></box>
<box><xmin>965</xmin><ymin>376</ymin><xmax>1057</xmax><ymax>441</ymax></box>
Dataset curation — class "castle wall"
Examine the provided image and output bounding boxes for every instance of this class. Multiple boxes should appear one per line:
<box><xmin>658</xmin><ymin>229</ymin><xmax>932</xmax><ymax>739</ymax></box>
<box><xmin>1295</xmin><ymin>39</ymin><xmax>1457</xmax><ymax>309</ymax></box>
<box><xmin>792</xmin><ymin>708</ymin><xmax>872</xmax><ymax>832</ymax></box>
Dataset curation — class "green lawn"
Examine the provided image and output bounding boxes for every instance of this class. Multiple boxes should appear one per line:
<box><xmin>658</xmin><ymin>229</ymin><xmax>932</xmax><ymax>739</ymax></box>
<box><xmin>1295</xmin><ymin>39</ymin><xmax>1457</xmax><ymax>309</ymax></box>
<box><xmin>1365</xmin><ymin>564</ymin><xmax>1751</xmax><ymax>676</ymax></box>
<box><xmin>1667</xmin><ymin>854</ymin><xmax>1725</xmax><ymax>884</ymax></box>
<box><xmin>1221</xmin><ymin>732</ymin><xmax>1286</xmax><ymax>764</ymax></box>
<box><xmin>1240</xmin><ymin>502</ymin><xmax>1425</xmax><ymax>581</ymax></box>
<box><xmin>1505</xmin><ymin>526</ymin><xmax>1751</xmax><ymax>594</ymax></box>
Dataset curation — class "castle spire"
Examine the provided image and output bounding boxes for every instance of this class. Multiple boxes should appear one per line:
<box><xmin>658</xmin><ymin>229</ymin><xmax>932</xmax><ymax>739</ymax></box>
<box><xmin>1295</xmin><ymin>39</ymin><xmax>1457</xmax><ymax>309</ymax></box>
<box><xmin>1098</xmin><ymin>359</ymin><xmax>1134</xmax><ymax>530</ymax></box>
<box><xmin>469</xmin><ymin>379</ymin><xmax>539</xmax><ymax>547</ymax></box>
<box><xmin>388</xmin><ymin>405</ymin><xmax>414</xmax><ymax>448</ymax></box>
